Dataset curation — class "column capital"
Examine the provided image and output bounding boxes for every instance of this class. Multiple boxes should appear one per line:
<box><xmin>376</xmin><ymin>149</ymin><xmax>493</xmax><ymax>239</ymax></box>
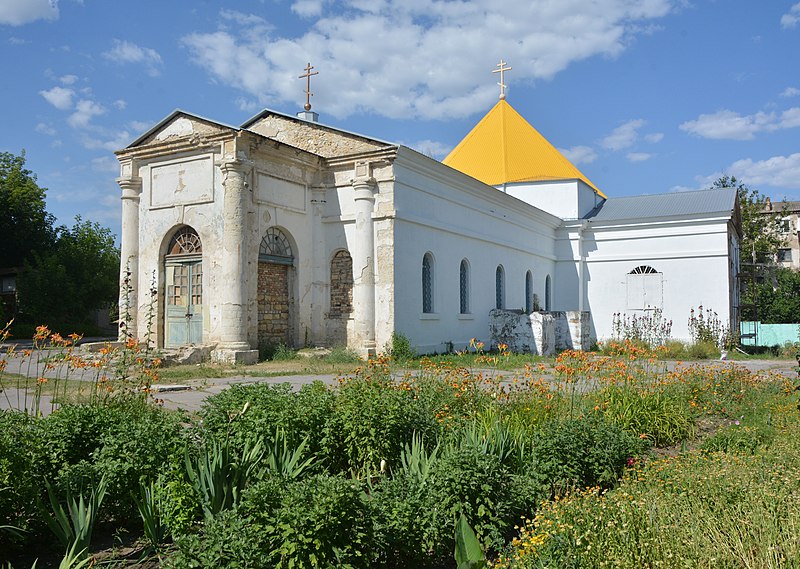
<box><xmin>116</xmin><ymin>176</ymin><xmax>142</xmax><ymax>200</ymax></box>
<box><xmin>216</xmin><ymin>156</ymin><xmax>254</xmax><ymax>179</ymax></box>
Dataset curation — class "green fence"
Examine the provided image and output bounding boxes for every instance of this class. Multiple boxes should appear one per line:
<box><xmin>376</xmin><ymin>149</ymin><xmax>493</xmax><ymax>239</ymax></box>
<box><xmin>740</xmin><ymin>321</ymin><xmax>800</xmax><ymax>347</ymax></box>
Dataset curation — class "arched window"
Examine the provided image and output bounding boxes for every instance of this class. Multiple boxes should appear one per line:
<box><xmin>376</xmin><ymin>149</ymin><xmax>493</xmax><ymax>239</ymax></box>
<box><xmin>629</xmin><ymin>265</ymin><xmax>657</xmax><ymax>275</ymax></box>
<box><xmin>422</xmin><ymin>252</ymin><xmax>434</xmax><ymax>313</ymax></box>
<box><xmin>525</xmin><ymin>270</ymin><xmax>534</xmax><ymax>313</ymax></box>
<box><xmin>260</xmin><ymin>227</ymin><xmax>294</xmax><ymax>264</ymax></box>
<box><xmin>459</xmin><ymin>259</ymin><xmax>470</xmax><ymax>314</ymax></box>
<box><xmin>545</xmin><ymin>275</ymin><xmax>552</xmax><ymax>311</ymax></box>
<box><xmin>167</xmin><ymin>226</ymin><xmax>202</xmax><ymax>256</ymax></box>
<box><xmin>330</xmin><ymin>250</ymin><xmax>353</xmax><ymax>317</ymax></box>
<box><xmin>495</xmin><ymin>265</ymin><xmax>505</xmax><ymax>309</ymax></box>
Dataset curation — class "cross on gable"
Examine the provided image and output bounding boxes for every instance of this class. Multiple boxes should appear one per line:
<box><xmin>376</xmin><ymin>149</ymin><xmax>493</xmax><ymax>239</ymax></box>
<box><xmin>492</xmin><ymin>59</ymin><xmax>512</xmax><ymax>100</ymax></box>
<box><xmin>299</xmin><ymin>62</ymin><xmax>319</xmax><ymax>111</ymax></box>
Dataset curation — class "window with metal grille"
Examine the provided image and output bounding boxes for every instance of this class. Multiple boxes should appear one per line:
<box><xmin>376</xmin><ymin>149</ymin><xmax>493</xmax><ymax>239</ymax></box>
<box><xmin>260</xmin><ymin>227</ymin><xmax>294</xmax><ymax>264</ymax></box>
<box><xmin>167</xmin><ymin>227</ymin><xmax>202</xmax><ymax>256</ymax></box>
<box><xmin>545</xmin><ymin>275</ymin><xmax>552</xmax><ymax>311</ymax></box>
<box><xmin>495</xmin><ymin>265</ymin><xmax>505</xmax><ymax>309</ymax></box>
<box><xmin>422</xmin><ymin>253</ymin><xmax>434</xmax><ymax>313</ymax></box>
<box><xmin>626</xmin><ymin>266</ymin><xmax>662</xmax><ymax>309</ymax></box>
<box><xmin>459</xmin><ymin>259</ymin><xmax>470</xmax><ymax>314</ymax></box>
<box><xmin>525</xmin><ymin>270</ymin><xmax>534</xmax><ymax>312</ymax></box>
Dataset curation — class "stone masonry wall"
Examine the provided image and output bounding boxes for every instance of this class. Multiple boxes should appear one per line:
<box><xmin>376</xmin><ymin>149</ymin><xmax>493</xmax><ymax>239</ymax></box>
<box><xmin>329</xmin><ymin>250</ymin><xmax>353</xmax><ymax>317</ymax></box>
<box><xmin>258</xmin><ymin>262</ymin><xmax>291</xmax><ymax>347</ymax></box>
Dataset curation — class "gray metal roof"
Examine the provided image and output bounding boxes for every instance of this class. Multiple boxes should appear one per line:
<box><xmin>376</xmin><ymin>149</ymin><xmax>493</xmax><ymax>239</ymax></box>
<box><xmin>587</xmin><ymin>187</ymin><xmax>737</xmax><ymax>221</ymax></box>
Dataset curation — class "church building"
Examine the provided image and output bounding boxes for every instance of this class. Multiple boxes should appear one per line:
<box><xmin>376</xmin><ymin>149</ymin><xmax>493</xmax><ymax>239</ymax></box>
<box><xmin>115</xmin><ymin>84</ymin><xmax>740</xmax><ymax>362</ymax></box>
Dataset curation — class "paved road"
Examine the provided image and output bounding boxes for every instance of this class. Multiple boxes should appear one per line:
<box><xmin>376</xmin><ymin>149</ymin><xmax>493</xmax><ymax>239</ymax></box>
<box><xmin>1</xmin><ymin>350</ymin><xmax>796</xmax><ymax>416</ymax></box>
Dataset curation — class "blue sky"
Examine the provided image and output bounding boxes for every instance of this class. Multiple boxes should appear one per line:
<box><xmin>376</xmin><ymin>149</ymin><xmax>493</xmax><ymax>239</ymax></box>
<box><xmin>1</xmin><ymin>0</ymin><xmax>799</xmax><ymax>239</ymax></box>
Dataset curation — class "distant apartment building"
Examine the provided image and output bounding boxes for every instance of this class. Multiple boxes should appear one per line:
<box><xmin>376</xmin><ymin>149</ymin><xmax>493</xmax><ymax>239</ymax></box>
<box><xmin>765</xmin><ymin>199</ymin><xmax>800</xmax><ymax>270</ymax></box>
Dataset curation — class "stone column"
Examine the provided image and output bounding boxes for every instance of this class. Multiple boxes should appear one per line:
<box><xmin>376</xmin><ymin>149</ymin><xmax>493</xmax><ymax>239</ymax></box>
<box><xmin>116</xmin><ymin>172</ymin><xmax>142</xmax><ymax>340</ymax></box>
<box><xmin>213</xmin><ymin>155</ymin><xmax>259</xmax><ymax>364</ymax></box>
<box><xmin>310</xmin><ymin>186</ymin><xmax>327</xmax><ymax>346</ymax></box>
<box><xmin>351</xmin><ymin>162</ymin><xmax>377</xmax><ymax>356</ymax></box>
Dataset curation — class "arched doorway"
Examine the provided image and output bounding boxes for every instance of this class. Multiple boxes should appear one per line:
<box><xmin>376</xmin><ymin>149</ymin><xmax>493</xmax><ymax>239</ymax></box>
<box><xmin>164</xmin><ymin>226</ymin><xmax>203</xmax><ymax>347</ymax></box>
<box><xmin>258</xmin><ymin>227</ymin><xmax>295</xmax><ymax>347</ymax></box>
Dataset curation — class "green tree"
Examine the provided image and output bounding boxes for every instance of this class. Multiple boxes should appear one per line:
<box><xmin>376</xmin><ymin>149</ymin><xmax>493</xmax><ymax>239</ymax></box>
<box><xmin>754</xmin><ymin>267</ymin><xmax>800</xmax><ymax>324</ymax></box>
<box><xmin>18</xmin><ymin>217</ymin><xmax>120</xmax><ymax>330</ymax></box>
<box><xmin>0</xmin><ymin>151</ymin><xmax>56</xmax><ymax>268</ymax></box>
<box><xmin>709</xmin><ymin>175</ymin><xmax>785</xmax><ymax>263</ymax></box>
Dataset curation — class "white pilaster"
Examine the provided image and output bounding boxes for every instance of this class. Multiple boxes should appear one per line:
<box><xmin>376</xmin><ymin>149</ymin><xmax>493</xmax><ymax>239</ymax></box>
<box><xmin>310</xmin><ymin>186</ymin><xmax>327</xmax><ymax>346</ymax></box>
<box><xmin>351</xmin><ymin>162</ymin><xmax>377</xmax><ymax>356</ymax></box>
<box><xmin>116</xmin><ymin>169</ymin><xmax>142</xmax><ymax>341</ymax></box>
<box><xmin>212</xmin><ymin>155</ymin><xmax>259</xmax><ymax>364</ymax></box>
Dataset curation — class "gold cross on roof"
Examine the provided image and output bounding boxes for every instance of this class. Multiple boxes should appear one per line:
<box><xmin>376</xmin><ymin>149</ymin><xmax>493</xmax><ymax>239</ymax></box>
<box><xmin>299</xmin><ymin>62</ymin><xmax>319</xmax><ymax>111</ymax></box>
<box><xmin>492</xmin><ymin>59</ymin><xmax>512</xmax><ymax>100</ymax></box>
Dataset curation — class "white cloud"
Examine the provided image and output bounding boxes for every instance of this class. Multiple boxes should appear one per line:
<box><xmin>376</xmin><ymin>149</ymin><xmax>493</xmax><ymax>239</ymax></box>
<box><xmin>644</xmin><ymin>132</ymin><xmax>664</xmax><ymax>143</ymax></box>
<box><xmin>780</xmin><ymin>86</ymin><xmax>800</xmax><ymax>98</ymax></box>
<box><xmin>91</xmin><ymin>156</ymin><xmax>119</xmax><ymax>173</ymax></box>
<box><xmin>627</xmin><ymin>152</ymin><xmax>652</xmax><ymax>162</ymax></box>
<box><xmin>728</xmin><ymin>153</ymin><xmax>800</xmax><ymax>190</ymax></box>
<box><xmin>8</xmin><ymin>36</ymin><xmax>29</xmax><ymax>44</ymax></box>
<box><xmin>292</xmin><ymin>0</ymin><xmax>325</xmax><ymax>17</ymax></box>
<box><xmin>128</xmin><ymin>120</ymin><xmax>152</xmax><ymax>132</ymax></box>
<box><xmin>404</xmin><ymin>139</ymin><xmax>451</xmax><ymax>159</ymax></box>
<box><xmin>600</xmin><ymin>119</ymin><xmax>645</xmax><ymax>151</ymax></box>
<box><xmin>68</xmin><ymin>99</ymin><xmax>106</xmax><ymax>128</ymax></box>
<box><xmin>236</xmin><ymin>97</ymin><xmax>261</xmax><ymax>113</ymax></box>
<box><xmin>59</xmin><ymin>74</ymin><xmax>78</xmax><ymax>85</ymax></box>
<box><xmin>0</xmin><ymin>0</ymin><xmax>58</xmax><ymax>26</ymax></box>
<box><xmin>560</xmin><ymin>145</ymin><xmax>598</xmax><ymax>165</ymax></box>
<box><xmin>39</xmin><ymin>85</ymin><xmax>74</xmax><ymax>110</ymax></box>
<box><xmin>680</xmin><ymin>107</ymin><xmax>800</xmax><ymax>140</ymax></box>
<box><xmin>781</xmin><ymin>3</ymin><xmax>800</xmax><ymax>29</ymax></box>
<box><xmin>181</xmin><ymin>0</ymin><xmax>673</xmax><ymax>120</ymax></box>
<box><xmin>35</xmin><ymin>122</ymin><xmax>57</xmax><ymax>136</ymax></box>
<box><xmin>112</xmin><ymin>99</ymin><xmax>127</xmax><ymax>110</ymax></box>
<box><xmin>103</xmin><ymin>39</ymin><xmax>163</xmax><ymax>76</ymax></box>
<box><xmin>80</xmin><ymin>130</ymin><xmax>132</xmax><ymax>152</ymax></box>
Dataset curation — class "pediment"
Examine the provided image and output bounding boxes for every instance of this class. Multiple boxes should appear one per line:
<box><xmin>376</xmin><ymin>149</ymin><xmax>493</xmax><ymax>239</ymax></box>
<box><xmin>244</xmin><ymin>113</ymin><xmax>391</xmax><ymax>159</ymax></box>
<box><xmin>125</xmin><ymin>112</ymin><xmax>237</xmax><ymax>150</ymax></box>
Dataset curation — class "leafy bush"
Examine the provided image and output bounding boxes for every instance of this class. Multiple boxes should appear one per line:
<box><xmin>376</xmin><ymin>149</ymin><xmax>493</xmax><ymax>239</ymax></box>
<box><xmin>167</xmin><ymin>509</ymin><xmax>270</xmax><ymax>569</ymax></box>
<box><xmin>387</xmin><ymin>332</ymin><xmax>416</xmax><ymax>361</ymax></box>
<box><xmin>426</xmin><ymin>448</ymin><xmax>519</xmax><ymax>554</ymax></box>
<box><xmin>199</xmin><ymin>381</ymin><xmax>333</xmax><ymax>460</ymax></box>
<box><xmin>265</xmin><ymin>474</ymin><xmax>373</xmax><ymax>568</ymax></box>
<box><xmin>0</xmin><ymin>411</ymin><xmax>42</xmax><ymax>545</ymax></box>
<box><xmin>530</xmin><ymin>418</ymin><xmax>646</xmax><ymax>496</ymax></box>
<box><xmin>324</xmin><ymin>375</ymin><xmax>437</xmax><ymax>472</ymax></box>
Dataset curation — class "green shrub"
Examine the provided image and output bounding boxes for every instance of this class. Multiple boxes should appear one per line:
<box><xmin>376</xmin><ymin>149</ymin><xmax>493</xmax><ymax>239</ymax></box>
<box><xmin>427</xmin><ymin>448</ymin><xmax>519</xmax><ymax>554</ymax></box>
<box><xmin>266</xmin><ymin>474</ymin><xmax>373</xmax><ymax>568</ymax></box>
<box><xmin>371</xmin><ymin>475</ymin><xmax>444</xmax><ymax>569</ymax></box>
<box><xmin>154</xmin><ymin>462</ymin><xmax>200</xmax><ymax>538</ymax></box>
<box><xmin>387</xmin><ymin>332</ymin><xmax>416</xmax><ymax>361</ymax></box>
<box><xmin>39</xmin><ymin>401</ymin><xmax>185</xmax><ymax>522</ymax></box>
<box><xmin>167</xmin><ymin>509</ymin><xmax>270</xmax><ymax>569</ymax></box>
<box><xmin>323</xmin><ymin>375</ymin><xmax>437</xmax><ymax>472</ymax></box>
<box><xmin>598</xmin><ymin>385</ymin><xmax>696</xmax><ymax>447</ymax></box>
<box><xmin>0</xmin><ymin>411</ymin><xmax>42</xmax><ymax>546</ymax></box>
<box><xmin>530</xmin><ymin>418</ymin><xmax>646</xmax><ymax>496</ymax></box>
<box><xmin>199</xmin><ymin>381</ymin><xmax>334</xmax><ymax>461</ymax></box>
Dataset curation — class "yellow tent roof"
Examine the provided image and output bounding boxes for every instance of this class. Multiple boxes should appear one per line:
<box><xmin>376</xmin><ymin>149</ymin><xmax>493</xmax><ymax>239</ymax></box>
<box><xmin>443</xmin><ymin>100</ymin><xmax>606</xmax><ymax>198</ymax></box>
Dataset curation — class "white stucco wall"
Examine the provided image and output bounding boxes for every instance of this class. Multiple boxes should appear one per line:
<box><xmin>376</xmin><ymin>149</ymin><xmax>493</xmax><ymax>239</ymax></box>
<box><xmin>391</xmin><ymin>150</ymin><xmax>560</xmax><ymax>354</ymax></box>
<box><xmin>563</xmin><ymin>216</ymin><xmax>736</xmax><ymax>343</ymax></box>
<box><xmin>502</xmin><ymin>179</ymin><xmax>602</xmax><ymax>220</ymax></box>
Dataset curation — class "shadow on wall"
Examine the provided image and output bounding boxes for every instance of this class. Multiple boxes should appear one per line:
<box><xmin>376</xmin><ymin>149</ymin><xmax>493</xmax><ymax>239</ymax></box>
<box><xmin>488</xmin><ymin>309</ymin><xmax>592</xmax><ymax>355</ymax></box>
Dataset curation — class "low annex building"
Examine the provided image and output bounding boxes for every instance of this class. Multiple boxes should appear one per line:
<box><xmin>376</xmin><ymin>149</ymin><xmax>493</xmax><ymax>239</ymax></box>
<box><xmin>115</xmin><ymin>96</ymin><xmax>740</xmax><ymax>362</ymax></box>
